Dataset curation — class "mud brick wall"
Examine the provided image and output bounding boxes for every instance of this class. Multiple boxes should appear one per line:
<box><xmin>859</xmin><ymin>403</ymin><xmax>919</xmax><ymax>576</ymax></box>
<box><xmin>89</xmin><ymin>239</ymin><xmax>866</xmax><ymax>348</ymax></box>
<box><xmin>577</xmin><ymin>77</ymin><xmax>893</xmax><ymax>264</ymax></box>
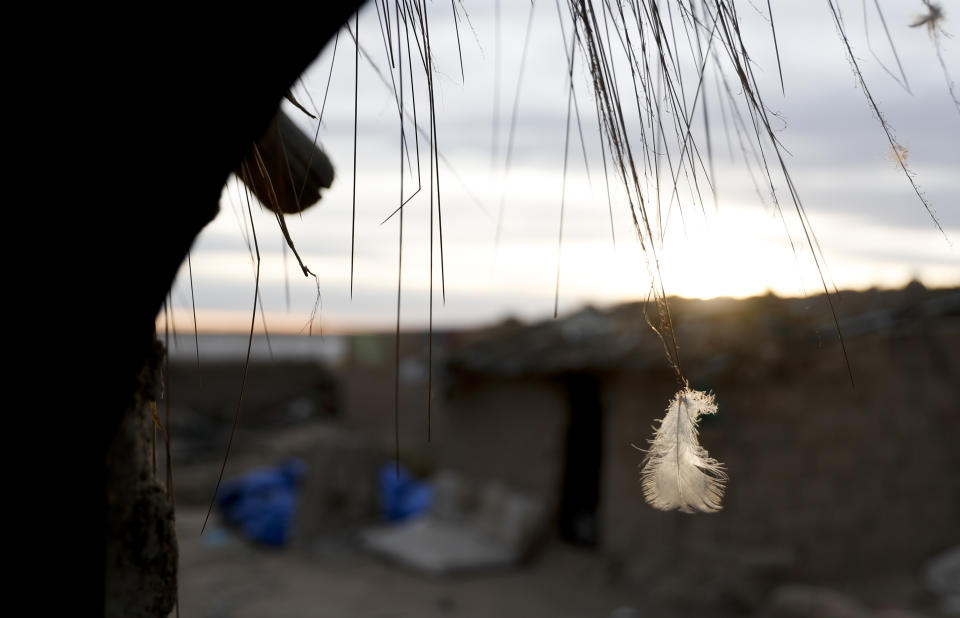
<box><xmin>342</xmin><ymin>333</ymin><xmax>569</xmax><ymax>502</ymax></box>
<box><xmin>602</xmin><ymin>321</ymin><xmax>960</xmax><ymax>578</ymax></box>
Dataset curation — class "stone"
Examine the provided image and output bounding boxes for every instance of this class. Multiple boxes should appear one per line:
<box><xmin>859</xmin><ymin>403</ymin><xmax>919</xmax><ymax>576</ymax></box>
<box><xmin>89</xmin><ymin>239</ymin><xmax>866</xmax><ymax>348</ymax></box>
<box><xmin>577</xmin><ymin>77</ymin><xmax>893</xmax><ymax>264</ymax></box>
<box><xmin>431</xmin><ymin>469</ymin><xmax>474</xmax><ymax>523</ymax></box>
<box><xmin>288</xmin><ymin>426</ymin><xmax>381</xmax><ymax>548</ymax></box>
<box><xmin>924</xmin><ymin>546</ymin><xmax>960</xmax><ymax>615</ymax></box>
<box><xmin>758</xmin><ymin>585</ymin><xmax>868</xmax><ymax>618</ymax></box>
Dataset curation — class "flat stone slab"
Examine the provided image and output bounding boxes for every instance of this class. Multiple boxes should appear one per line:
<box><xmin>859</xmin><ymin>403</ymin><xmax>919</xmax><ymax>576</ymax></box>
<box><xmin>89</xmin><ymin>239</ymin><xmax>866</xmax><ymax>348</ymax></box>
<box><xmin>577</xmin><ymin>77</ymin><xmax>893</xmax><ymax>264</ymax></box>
<box><xmin>362</xmin><ymin>517</ymin><xmax>516</xmax><ymax>575</ymax></box>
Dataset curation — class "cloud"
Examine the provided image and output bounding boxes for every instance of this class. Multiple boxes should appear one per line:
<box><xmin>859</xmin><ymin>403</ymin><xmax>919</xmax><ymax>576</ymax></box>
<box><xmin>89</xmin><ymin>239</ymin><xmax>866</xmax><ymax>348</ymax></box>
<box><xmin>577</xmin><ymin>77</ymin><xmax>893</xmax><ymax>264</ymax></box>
<box><xmin>171</xmin><ymin>1</ymin><xmax>959</xmax><ymax>331</ymax></box>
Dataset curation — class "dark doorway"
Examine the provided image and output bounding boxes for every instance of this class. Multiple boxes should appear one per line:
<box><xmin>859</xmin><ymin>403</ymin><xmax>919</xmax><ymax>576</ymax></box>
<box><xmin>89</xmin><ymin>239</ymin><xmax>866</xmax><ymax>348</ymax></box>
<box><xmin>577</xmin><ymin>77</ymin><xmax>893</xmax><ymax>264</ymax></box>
<box><xmin>558</xmin><ymin>373</ymin><xmax>604</xmax><ymax>547</ymax></box>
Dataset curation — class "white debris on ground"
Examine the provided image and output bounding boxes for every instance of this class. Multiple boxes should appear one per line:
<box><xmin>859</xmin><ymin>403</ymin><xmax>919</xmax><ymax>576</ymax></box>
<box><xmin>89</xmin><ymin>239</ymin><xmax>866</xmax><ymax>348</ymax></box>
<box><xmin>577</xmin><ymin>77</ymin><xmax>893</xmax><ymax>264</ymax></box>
<box><xmin>362</xmin><ymin>471</ymin><xmax>547</xmax><ymax>575</ymax></box>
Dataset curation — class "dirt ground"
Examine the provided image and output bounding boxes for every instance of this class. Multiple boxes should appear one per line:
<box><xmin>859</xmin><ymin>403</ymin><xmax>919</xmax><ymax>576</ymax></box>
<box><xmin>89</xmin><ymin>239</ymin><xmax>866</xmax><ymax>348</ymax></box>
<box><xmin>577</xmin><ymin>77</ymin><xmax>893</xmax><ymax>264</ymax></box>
<box><xmin>173</xmin><ymin>507</ymin><xmax>669</xmax><ymax>618</ymax></box>
<box><xmin>174</xmin><ymin>505</ymin><xmax>946</xmax><ymax>618</ymax></box>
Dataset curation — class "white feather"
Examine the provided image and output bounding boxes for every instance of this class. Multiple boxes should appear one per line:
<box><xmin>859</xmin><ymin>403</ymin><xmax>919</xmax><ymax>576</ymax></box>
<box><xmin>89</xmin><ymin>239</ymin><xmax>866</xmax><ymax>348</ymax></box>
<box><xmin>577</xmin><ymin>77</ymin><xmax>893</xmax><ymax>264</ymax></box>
<box><xmin>639</xmin><ymin>388</ymin><xmax>727</xmax><ymax>513</ymax></box>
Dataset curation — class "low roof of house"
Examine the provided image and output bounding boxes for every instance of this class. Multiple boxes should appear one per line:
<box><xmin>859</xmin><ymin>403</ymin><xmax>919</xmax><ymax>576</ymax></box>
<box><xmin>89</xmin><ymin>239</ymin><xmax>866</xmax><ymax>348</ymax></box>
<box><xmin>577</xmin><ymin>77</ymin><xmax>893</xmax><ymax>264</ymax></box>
<box><xmin>444</xmin><ymin>284</ymin><xmax>960</xmax><ymax>378</ymax></box>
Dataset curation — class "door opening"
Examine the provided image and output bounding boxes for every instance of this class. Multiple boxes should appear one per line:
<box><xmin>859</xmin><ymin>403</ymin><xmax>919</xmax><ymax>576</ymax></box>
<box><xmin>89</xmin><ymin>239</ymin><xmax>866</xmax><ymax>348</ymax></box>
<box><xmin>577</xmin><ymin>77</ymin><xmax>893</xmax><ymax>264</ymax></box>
<box><xmin>558</xmin><ymin>372</ymin><xmax>604</xmax><ymax>547</ymax></box>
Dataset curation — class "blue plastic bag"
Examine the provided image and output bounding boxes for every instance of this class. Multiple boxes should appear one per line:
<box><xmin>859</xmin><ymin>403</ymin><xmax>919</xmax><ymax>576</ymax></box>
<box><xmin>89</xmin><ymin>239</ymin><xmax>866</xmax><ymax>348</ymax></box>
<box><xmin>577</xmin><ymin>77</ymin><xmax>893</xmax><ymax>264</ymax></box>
<box><xmin>217</xmin><ymin>458</ymin><xmax>307</xmax><ymax>547</ymax></box>
<box><xmin>378</xmin><ymin>463</ymin><xmax>433</xmax><ymax>522</ymax></box>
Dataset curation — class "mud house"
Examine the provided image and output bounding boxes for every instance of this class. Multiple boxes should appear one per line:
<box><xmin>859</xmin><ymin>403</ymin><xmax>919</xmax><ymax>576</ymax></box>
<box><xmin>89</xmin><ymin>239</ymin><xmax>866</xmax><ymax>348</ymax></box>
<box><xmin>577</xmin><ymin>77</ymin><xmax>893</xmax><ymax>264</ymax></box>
<box><xmin>340</xmin><ymin>284</ymin><xmax>960</xmax><ymax>580</ymax></box>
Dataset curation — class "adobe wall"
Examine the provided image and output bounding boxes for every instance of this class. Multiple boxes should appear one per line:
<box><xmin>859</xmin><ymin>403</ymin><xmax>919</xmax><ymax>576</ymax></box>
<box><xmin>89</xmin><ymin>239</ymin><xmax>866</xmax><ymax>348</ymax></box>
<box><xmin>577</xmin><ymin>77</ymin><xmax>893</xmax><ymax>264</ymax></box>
<box><xmin>601</xmin><ymin>322</ymin><xmax>960</xmax><ymax>578</ymax></box>
<box><xmin>432</xmin><ymin>376</ymin><xmax>570</xmax><ymax>503</ymax></box>
<box><xmin>341</xmin><ymin>333</ymin><xmax>570</xmax><ymax>503</ymax></box>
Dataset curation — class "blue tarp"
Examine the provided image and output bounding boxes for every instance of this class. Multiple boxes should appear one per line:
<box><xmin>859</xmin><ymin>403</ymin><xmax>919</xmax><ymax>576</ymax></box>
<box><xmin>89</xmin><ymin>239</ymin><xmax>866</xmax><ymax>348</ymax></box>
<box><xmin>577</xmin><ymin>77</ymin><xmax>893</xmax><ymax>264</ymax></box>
<box><xmin>378</xmin><ymin>463</ymin><xmax>433</xmax><ymax>522</ymax></box>
<box><xmin>217</xmin><ymin>458</ymin><xmax>306</xmax><ymax>547</ymax></box>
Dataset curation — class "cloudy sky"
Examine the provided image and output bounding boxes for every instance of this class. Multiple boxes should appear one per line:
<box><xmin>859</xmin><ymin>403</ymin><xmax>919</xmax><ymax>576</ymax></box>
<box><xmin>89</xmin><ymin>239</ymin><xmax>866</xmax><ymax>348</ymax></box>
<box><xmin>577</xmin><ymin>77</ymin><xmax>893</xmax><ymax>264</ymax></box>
<box><xmin>166</xmin><ymin>1</ymin><xmax>958</xmax><ymax>335</ymax></box>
